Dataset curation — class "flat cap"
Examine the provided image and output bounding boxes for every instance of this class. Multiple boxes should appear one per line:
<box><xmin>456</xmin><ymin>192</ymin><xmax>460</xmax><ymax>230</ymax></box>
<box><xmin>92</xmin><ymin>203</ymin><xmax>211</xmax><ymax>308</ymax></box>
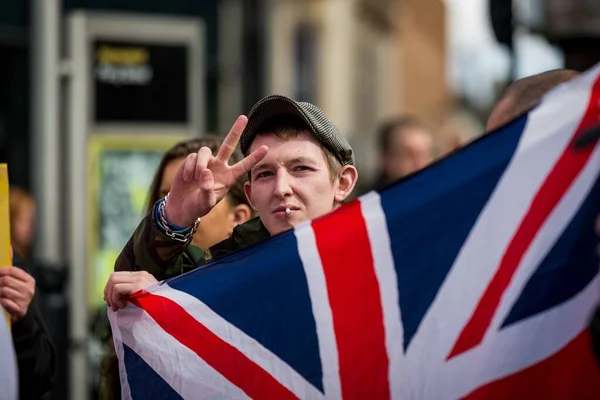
<box><xmin>240</xmin><ymin>94</ymin><xmax>355</xmax><ymax>166</ymax></box>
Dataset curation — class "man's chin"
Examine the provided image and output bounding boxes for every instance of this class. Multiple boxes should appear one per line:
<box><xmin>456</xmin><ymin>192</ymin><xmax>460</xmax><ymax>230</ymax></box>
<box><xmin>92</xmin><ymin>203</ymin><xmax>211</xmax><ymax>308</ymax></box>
<box><xmin>264</xmin><ymin>218</ymin><xmax>300</xmax><ymax>236</ymax></box>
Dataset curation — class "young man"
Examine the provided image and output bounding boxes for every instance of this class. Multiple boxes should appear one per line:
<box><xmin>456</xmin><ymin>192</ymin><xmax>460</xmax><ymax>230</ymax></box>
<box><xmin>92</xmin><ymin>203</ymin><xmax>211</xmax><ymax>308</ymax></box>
<box><xmin>104</xmin><ymin>95</ymin><xmax>358</xmax><ymax>309</ymax></box>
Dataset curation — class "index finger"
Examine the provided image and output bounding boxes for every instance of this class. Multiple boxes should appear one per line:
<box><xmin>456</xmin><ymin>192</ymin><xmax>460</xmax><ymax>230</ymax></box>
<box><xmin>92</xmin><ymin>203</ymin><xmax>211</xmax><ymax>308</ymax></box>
<box><xmin>229</xmin><ymin>145</ymin><xmax>269</xmax><ymax>179</ymax></box>
<box><xmin>216</xmin><ymin>115</ymin><xmax>248</xmax><ymax>163</ymax></box>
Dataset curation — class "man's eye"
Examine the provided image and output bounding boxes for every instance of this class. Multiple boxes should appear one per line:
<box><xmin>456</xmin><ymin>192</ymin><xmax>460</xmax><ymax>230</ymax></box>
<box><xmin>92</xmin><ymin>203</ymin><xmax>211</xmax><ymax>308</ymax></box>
<box><xmin>294</xmin><ymin>166</ymin><xmax>311</xmax><ymax>172</ymax></box>
<box><xmin>256</xmin><ymin>171</ymin><xmax>273</xmax><ymax>179</ymax></box>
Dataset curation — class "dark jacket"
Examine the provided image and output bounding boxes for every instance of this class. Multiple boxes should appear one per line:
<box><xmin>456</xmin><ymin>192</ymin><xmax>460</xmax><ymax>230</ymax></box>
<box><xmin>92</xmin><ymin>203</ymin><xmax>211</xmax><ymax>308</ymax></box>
<box><xmin>100</xmin><ymin>207</ymin><xmax>270</xmax><ymax>399</ymax></box>
<box><xmin>12</xmin><ymin>253</ymin><xmax>57</xmax><ymax>399</ymax></box>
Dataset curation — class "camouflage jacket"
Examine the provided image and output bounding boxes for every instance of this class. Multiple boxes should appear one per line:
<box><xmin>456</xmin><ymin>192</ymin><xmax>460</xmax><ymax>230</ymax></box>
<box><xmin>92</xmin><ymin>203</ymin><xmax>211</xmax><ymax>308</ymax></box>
<box><xmin>100</xmin><ymin>207</ymin><xmax>270</xmax><ymax>400</ymax></box>
<box><xmin>114</xmin><ymin>205</ymin><xmax>270</xmax><ymax>280</ymax></box>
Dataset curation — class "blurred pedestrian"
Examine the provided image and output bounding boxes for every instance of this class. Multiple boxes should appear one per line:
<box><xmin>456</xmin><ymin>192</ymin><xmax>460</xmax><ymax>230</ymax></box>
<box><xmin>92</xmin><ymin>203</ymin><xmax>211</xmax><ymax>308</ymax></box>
<box><xmin>371</xmin><ymin>116</ymin><xmax>434</xmax><ymax>190</ymax></box>
<box><xmin>9</xmin><ymin>187</ymin><xmax>36</xmax><ymax>260</ymax></box>
<box><xmin>1</xmin><ymin>248</ymin><xmax>57</xmax><ymax>399</ymax></box>
<box><xmin>485</xmin><ymin>69</ymin><xmax>580</xmax><ymax>133</ymax></box>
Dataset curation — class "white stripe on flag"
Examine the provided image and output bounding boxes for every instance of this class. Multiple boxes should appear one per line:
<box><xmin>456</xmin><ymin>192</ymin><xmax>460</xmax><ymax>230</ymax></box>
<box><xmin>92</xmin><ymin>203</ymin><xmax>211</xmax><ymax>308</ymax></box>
<box><xmin>359</xmin><ymin>192</ymin><xmax>406</xmax><ymax>400</ymax></box>
<box><xmin>154</xmin><ymin>285</ymin><xmax>326</xmax><ymax>400</ymax></box>
<box><xmin>110</xmin><ymin>303</ymin><xmax>249</xmax><ymax>400</ymax></box>
<box><xmin>440</xmin><ymin>136</ymin><xmax>600</xmax><ymax>396</ymax></box>
<box><xmin>490</xmin><ymin>134</ymin><xmax>600</xmax><ymax>337</ymax></box>
<box><xmin>445</xmin><ymin>274</ymin><xmax>599</xmax><ymax>399</ymax></box>
<box><xmin>295</xmin><ymin>221</ymin><xmax>343</xmax><ymax>399</ymax></box>
<box><xmin>108</xmin><ymin>309</ymin><xmax>133</xmax><ymax>400</ymax></box>
<box><xmin>407</xmin><ymin>66</ymin><xmax>596</xmax><ymax>380</ymax></box>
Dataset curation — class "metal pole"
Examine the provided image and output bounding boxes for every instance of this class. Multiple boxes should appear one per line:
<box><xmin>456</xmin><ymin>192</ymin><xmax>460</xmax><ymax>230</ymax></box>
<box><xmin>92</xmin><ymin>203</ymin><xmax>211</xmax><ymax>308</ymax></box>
<box><xmin>67</xmin><ymin>12</ymin><xmax>89</xmax><ymax>400</ymax></box>
<box><xmin>218</xmin><ymin>0</ymin><xmax>244</xmax><ymax>132</ymax></box>
<box><xmin>30</xmin><ymin>0</ymin><xmax>62</xmax><ymax>265</ymax></box>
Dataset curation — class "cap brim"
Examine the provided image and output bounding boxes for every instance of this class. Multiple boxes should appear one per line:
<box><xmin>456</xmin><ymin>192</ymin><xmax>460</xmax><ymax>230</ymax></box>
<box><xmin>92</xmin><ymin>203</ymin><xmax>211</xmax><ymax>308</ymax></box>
<box><xmin>240</xmin><ymin>95</ymin><xmax>316</xmax><ymax>156</ymax></box>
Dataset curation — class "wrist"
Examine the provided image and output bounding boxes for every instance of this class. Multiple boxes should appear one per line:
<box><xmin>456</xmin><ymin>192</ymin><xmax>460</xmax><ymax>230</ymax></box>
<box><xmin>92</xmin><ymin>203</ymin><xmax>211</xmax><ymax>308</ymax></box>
<box><xmin>156</xmin><ymin>194</ymin><xmax>201</xmax><ymax>243</ymax></box>
<box><xmin>163</xmin><ymin>194</ymin><xmax>193</xmax><ymax>228</ymax></box>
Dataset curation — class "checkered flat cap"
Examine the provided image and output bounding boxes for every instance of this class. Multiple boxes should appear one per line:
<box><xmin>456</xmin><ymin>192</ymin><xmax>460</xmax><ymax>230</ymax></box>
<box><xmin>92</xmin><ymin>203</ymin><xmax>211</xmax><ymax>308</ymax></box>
<box><xmin>240</xmin><ymin>95</ymin><xmax>355</xmax><ymax>166</ymax></box>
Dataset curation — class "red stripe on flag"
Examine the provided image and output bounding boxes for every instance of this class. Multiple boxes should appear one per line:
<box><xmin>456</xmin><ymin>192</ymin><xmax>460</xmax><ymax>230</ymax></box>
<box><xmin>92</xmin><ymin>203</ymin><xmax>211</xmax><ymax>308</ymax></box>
<box><xmin>462</xmin><ymin>329</ymin><xmax>600</xmax><ymax>399</ymax></box>
<box><xmin>312</xmin><ymin>201</ymin><xmax>390</xmax><ymax>400</ymax></box>
<box><xmin>448</xmin><ymin>75</ymin><xmax>600</xmax><ymax>359</ymax></box>
<box><xmin>130</xmin><ymin>294</ymin><xmax>298</xmax><ymax>400</ymax></box>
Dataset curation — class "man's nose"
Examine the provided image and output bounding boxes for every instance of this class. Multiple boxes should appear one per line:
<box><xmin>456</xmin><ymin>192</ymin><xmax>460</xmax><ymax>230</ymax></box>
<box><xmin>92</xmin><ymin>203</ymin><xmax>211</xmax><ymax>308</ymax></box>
<box><xmin>273</xmin><ymin>171</ymin><xmax>293</xmax><ymax>198</ymax></box>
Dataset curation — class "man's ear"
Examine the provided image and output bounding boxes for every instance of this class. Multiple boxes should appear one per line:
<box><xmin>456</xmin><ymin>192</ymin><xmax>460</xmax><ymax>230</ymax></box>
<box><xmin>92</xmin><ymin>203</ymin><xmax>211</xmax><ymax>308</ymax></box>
<box><xmin>244</xmin><ymin>181</ymin><xmax>258</xmax><ymax>211</ymax></box>
<box><xmin>232</xmin><ymin>203</ymin><xmax>252</xmax><ymax>226</ymax></box>
<box><xmin>334</xmin><ymin>165</ymin><xmax>358</xmax><ymax>204</ymax></box>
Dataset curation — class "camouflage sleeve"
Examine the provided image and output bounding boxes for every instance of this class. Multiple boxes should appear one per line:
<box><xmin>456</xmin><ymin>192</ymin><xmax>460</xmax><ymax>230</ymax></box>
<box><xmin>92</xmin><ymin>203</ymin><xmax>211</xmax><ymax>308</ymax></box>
<box><xmin>113</xmin><ymin>202</ymin><xmax>198</xmax><ymax>281</ymax></box>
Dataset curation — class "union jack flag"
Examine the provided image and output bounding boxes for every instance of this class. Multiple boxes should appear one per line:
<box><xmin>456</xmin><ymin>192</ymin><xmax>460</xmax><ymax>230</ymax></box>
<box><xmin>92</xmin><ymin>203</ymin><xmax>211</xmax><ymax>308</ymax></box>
<box><xmin>109</xmin><ymin>64</ymin><xmax>600</xmax><ymax>399</ymax></box>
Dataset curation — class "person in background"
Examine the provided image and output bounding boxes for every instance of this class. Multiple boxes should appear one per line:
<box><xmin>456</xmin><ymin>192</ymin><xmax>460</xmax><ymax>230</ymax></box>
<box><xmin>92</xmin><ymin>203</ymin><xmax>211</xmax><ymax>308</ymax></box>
<box><xmin>99</xmin><ymin>136</ymin><xmax>254</xmax><ymax>400</ymax></box>
<box><xmin>371</xmin><ymin>116</ymin><xmax>434</xmax><ymax>190</ymax></box>
<box><xmin>6</xmin><ymin>187</ymin><xmax>57</xmax><ymax>399</ymax></box>
<box><xmin>9</xmin><ymin>186</ymin><xmax>36</xmax><ymax>260</ymax></box>
<box><xmin>485</xmin><ymin>69</ymin><xmax>580</xmax><ymax>133</ymax></box>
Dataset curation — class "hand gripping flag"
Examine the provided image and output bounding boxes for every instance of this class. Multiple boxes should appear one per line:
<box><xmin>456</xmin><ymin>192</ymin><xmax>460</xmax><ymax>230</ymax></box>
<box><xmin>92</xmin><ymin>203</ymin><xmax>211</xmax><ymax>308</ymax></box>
<box><xmin>109</xmin><ymin>64</ymin><xmax>600</xmax><ymax>399</ymax></box>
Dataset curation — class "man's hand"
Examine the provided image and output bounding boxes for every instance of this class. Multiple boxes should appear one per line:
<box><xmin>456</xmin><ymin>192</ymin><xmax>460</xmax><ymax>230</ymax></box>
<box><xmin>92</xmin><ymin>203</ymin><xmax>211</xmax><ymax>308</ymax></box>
<box><xmin>165</xmin><ymin>115</ymin><xmax>268</xmax><ymax>227</ymax></box>
<box><xmin>104</xmin><ymin>271</ymin><xmax>158</xmax><ymax>311</ymax></box>
<box><xmin>0</xmin><ymin>266</ymin><xmax>36</xmax><ymax>322</ymax></box>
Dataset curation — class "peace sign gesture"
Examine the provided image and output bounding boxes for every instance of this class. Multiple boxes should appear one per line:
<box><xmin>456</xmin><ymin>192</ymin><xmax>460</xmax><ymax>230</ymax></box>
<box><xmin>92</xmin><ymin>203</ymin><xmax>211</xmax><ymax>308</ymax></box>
<box><xmin>164</xmin><ymin>115</ymin><xmax>268</xmax><ymax>227</ymax></box>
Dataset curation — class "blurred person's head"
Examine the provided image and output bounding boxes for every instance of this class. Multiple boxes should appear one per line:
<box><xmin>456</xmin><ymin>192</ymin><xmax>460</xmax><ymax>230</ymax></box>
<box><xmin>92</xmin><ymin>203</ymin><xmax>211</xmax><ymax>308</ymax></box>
<box><xmin>377</xmin><ymin>116</ymin><xmax>434</xmax><ymax>183</ymax></box>
<box><xmin>240</xmin><ymin>96</ymin><xmax>358</xmax><ymax>236</ymax></box>
<box><xmin>147</xmin><ymin>136</ymin><xmax>253</xmax><ymax>249</ymax></box>
<box><xmin>9</xmin><ymin>186</ymin><xmax>36</xmax><ymax>259</ymax></box>
<box><xmin>486</xmin><ymin>69</ymin><xmax>580</xmax><ymax>133</ymax></box>
<box><xmin>437</xmin><ymin>109</ymin><xmax>484</xmax><ymax>154</ymax></box>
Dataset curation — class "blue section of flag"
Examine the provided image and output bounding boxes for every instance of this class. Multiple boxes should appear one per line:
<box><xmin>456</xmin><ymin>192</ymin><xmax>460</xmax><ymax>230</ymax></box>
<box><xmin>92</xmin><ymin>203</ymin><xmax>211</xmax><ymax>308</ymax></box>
<box><xmin>167</xmin><ymin>232</ymin><xmax>324</xmax><ymax>392</ymax></box>
<box><xmin>124</xmin><ymin>343</ymin><xmax>183</xmax><ymax>400</ymax></box>
<box><xmin>380</xmin><ymin>116</ymin><xmax>528</xmax><ymax>351</ymax></box>
<box><xmin>502</xmin><ymin>177</ymin><xmax>600</xmax><ymax>328</ymax></box>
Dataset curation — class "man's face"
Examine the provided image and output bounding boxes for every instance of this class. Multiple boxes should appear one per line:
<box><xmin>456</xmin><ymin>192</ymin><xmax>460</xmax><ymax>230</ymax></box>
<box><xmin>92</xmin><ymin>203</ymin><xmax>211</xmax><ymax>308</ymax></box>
<box><xmin>383</xmin><ymin>128</ymin><xmax>433</xmax><ymax>181</ymax></box>
<box><xmin>245</xmin><ymin>131</ymin><xmax>349</xmax><ymax>235</ymax></box>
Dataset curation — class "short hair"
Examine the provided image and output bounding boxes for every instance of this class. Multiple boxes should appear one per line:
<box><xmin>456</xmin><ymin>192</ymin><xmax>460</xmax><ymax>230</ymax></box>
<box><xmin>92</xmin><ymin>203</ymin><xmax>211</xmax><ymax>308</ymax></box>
<box><xmin>377</xmin><ymin>116</ymin><xmax>428</xmax><ymax>154</ymax></box>
<box><xmin>146</xmin><ymin>136</ymin><xmax>249</xmax><ymax>212</ymax></box>
<box><xmin>487</xmin><ymin>69</ymin><xmax>580</xmax><ymax>132</ymax></box>
<box><xmin>252</xmin><ymin>114</ymin><xmax>342</xmax><ymax>182</ymax></box>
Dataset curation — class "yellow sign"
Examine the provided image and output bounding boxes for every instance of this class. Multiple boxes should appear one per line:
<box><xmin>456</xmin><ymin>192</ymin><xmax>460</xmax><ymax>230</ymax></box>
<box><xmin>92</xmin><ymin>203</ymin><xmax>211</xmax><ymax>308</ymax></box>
<box><xmin>87</xmin><ymin>135</ymin><xmax>188</xmax><ymax>308</ymax></box>
<box><xmin>96</xmin><ymin>45</ymin><xmax>149</xmax><ymax>65</ymax></box>
<box><xmin>0</xmin><ymin>164</ymin><xmax>12</xmax><ymax>328</ymax></box>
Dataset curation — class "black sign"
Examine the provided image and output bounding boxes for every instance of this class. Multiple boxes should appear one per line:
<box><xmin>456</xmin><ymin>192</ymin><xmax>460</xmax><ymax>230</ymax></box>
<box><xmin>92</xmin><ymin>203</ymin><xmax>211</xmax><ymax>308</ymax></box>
<box><xmin>93</xmin><ymin>39</ymin><xmax>189</xmax><ymax>124</ymax></box>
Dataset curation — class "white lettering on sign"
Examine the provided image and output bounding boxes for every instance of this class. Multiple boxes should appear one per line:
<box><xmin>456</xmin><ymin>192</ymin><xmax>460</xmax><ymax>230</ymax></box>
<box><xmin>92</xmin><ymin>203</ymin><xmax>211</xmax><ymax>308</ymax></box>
<box><xmin>96</xmin><ymin>64</ymin><xmax>153</xmax><ymax>86</ymax></box>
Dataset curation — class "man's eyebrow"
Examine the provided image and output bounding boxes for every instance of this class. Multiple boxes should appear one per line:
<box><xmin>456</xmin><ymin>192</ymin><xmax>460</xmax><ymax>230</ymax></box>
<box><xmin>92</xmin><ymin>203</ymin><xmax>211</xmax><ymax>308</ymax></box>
<box><xmin>251</xmin><ymin>161</ymin><xmax>272</xmax><ymax>172</ymax></box>
<box><xmin>287</xmin><ymin>157</ymin><xmax>318</xmax><ymax>165</ymax></box>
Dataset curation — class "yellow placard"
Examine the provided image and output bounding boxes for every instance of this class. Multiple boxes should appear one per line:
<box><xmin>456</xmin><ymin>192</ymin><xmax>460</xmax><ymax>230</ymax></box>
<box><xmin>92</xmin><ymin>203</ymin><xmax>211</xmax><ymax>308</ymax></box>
<box><xmin>0</xmin><ymin>164</ymin><xmax>12</xmax><ymax>328</ymax></box>
<box><xmin>87</xmin><ymin>135</ymin><xmax>189</xmax><ymax>308</ymax></box>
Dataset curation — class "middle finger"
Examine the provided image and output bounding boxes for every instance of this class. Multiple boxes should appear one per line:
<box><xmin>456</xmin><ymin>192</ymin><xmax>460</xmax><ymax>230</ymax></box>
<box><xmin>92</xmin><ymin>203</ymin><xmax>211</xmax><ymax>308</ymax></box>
<box><xmin>0</xmin><ymin>276</ymin><xmax>29</xmax><ymax>293</ymax></box>
<box><xmin>0</xmin><ymin>286</ymin><xmax>25</xmax><ymax>302</ymax></box>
